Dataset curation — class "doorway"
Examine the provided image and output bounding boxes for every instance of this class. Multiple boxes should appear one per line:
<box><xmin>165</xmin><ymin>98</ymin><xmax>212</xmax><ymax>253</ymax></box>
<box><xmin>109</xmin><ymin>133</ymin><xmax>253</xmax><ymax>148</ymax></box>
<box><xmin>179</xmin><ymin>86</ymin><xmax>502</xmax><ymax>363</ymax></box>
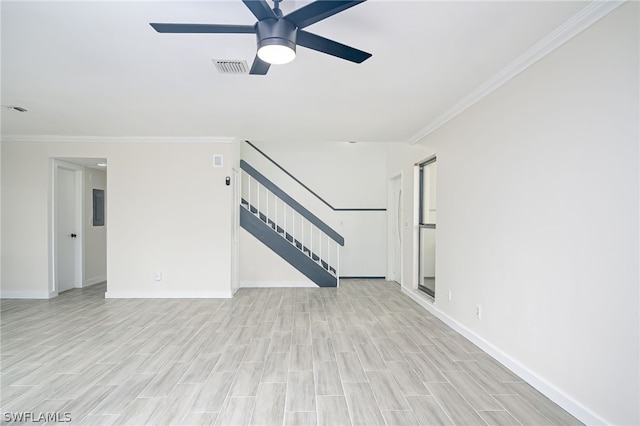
<box><xmin>387</xmin><ymin>173</ymin><xmax>403</xmax><ymax>284</ymax></box>
<box><xmin>53</xmin><ymin>160</ymin><xmax>83</xmax><ymax>293</ymax></box>
<box><xmin>418</xmin><ymin>158</ymin><xmax>436</xmax><ymax>297</ymax></box>
<box><xmin>51</xmin><ymin>158</ymin><xmax>108</xmax><ymax>296</ymax></box>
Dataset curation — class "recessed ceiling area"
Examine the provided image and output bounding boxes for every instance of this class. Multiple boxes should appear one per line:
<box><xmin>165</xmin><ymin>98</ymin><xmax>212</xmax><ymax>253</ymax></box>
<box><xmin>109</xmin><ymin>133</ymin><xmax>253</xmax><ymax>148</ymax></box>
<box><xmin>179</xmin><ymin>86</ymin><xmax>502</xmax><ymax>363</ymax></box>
<box><xmin>1</xmin><ymin>1</ymin><xmax>594</xmax><ymax>143</ymax></box>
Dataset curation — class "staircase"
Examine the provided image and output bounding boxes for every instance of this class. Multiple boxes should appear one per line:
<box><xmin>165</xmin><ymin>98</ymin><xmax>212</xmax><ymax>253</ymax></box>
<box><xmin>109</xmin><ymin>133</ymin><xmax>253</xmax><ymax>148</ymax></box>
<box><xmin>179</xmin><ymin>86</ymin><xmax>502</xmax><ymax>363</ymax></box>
<box><xmin>240</xmin><ymin>160</ymin><xmax>344</xmax><ymax>287</ymax></box>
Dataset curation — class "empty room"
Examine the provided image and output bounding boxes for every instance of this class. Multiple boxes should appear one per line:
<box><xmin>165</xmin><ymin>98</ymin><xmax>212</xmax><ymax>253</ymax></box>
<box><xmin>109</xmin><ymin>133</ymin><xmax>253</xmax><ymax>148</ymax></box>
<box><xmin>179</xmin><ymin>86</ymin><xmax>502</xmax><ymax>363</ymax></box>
<box><xmin>1</xmin><ymin>1</ymin><xmax>638</xmax><ymax>425</ymax></box>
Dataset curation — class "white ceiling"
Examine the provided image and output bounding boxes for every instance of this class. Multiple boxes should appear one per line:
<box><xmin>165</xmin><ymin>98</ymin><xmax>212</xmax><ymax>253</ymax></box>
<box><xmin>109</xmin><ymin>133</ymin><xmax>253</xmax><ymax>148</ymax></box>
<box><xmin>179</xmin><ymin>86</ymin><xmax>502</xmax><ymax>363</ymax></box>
<box><xmin>1</xmin><ymin>0</ymin><xmax>592</xmax><ymax>143</ymax></box>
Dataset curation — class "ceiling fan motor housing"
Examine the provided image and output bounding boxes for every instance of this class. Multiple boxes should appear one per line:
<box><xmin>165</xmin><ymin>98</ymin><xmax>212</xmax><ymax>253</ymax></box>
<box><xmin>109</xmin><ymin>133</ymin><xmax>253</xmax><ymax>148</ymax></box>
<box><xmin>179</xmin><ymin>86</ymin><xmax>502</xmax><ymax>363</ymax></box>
<box><xmin>255</xmin><ymin>18</ymin><xmax>297</xmax><ymax>54</ymax></box>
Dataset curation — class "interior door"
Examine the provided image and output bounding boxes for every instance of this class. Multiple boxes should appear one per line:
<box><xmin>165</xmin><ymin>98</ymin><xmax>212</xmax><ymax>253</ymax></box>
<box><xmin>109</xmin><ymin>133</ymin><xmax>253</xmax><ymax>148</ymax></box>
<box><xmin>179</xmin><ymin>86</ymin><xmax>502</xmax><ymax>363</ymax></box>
<box><xmin>56</xmin><ymin>165</ymin><xmax>78</xmax><ymax>292</ymax></box>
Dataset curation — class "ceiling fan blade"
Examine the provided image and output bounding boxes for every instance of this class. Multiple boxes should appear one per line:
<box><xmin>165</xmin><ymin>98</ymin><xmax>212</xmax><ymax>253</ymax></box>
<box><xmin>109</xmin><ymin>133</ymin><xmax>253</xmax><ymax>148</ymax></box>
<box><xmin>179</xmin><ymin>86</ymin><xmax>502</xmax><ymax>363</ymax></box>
<box><xmin>150</xmin><ymin>23</ymin><xmax>256</xmax><ymax>34</ymax></box>
<box><xmin>297</xmin><ymin>31</ymin><xmax>371</xmax><ymax>63</ymax></box>
<box><xmin>249</xmin><ymin>55</ymin><xmax>270</xmax><ymax>75</ymax></box>
<box><xmin>284</xmin><ymin>1</ymin><xmax>365</xmax><ymax>29</ymax></box>
<box><xmin>242</xmin><ymin>0</ymin><xmax>277</xmax><ymax>21</ymax></box>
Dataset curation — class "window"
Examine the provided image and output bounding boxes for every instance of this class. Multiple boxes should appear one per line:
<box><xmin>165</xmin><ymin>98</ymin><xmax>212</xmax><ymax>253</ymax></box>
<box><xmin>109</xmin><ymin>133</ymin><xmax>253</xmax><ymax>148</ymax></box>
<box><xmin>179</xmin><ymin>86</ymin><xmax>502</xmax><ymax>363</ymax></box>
<box><xmin>418</xmin><ymin>158</ymin><xmax>436</xmax><ymax>296</ymax></box>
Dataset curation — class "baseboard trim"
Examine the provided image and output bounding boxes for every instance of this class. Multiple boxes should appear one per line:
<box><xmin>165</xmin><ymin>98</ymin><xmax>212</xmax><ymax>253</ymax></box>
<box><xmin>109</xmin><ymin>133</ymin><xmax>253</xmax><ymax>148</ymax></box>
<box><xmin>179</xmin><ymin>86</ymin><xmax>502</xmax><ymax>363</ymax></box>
<box><xmin>339</xmin><ymin>276</ymin><xmax>386</xmax><ymax>280</ymax></box>
<box><xmin>402</xmin><ymin>287</ymin><xmax>606</xmax><ymax>426</ymax></box>
<box><xmin>82</xmin><ymin>276</ymin><xmax>106</xmax><ymax>287</ymax></box>
<box><xmin>0</xmin><ymin>290</ymin><xmax>55</xmax><ymax>299</ymax></box>
<box><xmin>240</xmin><ymin>280</ymin><xmax>316</xmax><ymax>288</ymax></box>
<box><xmin>105</xmin><ymin>291</ymin><xmax>233</xmax><ymax>299</ymax></box>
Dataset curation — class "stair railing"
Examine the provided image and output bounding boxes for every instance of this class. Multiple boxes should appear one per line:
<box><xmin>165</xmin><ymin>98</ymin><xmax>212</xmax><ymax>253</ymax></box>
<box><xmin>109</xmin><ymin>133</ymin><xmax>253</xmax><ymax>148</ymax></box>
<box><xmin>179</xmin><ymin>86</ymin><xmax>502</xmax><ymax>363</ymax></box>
<box><xmin>240</xmin><ymin>160</ymin><xmax>344</xmax><ymax>285</ymax></box>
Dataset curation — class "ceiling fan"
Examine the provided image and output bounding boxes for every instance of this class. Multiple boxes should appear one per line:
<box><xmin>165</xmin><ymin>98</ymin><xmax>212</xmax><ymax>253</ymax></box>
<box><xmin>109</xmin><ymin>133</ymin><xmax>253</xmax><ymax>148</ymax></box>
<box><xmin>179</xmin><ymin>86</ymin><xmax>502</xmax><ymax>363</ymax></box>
<box><xmin>150</xmin><ymin>0</ymin><xmax>372</xmax><ymax>75</ymax></box>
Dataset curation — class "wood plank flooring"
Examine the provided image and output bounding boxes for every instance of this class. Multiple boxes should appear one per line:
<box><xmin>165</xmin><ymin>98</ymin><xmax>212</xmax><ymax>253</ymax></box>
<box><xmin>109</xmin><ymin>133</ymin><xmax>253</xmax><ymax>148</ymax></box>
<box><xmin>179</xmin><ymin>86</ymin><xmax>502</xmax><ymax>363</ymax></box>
<box><xmin>0</xmin><ymin>280</ymin><xmax>582</xmax><ymax>425</ymax></box>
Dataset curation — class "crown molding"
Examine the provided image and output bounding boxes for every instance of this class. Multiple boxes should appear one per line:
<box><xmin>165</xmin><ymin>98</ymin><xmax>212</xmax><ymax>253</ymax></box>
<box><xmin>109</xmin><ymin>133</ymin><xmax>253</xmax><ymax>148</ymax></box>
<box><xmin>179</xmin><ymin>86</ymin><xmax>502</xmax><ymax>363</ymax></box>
<box><xmin>406</xmin><ymin>0</ymin><xmax>625</xmax><ymax>145</ymax></box>
<box><xmin>0</xmin><ymin>135</ymin><xmax>236</xmax><ymax>144</ymax></box>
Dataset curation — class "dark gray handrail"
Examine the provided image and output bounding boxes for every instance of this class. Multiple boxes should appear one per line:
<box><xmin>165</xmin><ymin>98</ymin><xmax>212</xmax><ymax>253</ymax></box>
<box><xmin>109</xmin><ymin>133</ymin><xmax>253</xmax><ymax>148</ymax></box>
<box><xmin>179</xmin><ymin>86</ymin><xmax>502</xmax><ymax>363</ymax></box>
<box><xmin>244</xmin><ymin>140</ymin><xmax>386</xmax><ymax>212</ymax></box>
<box><xmin>241</xmin><ymin>160</ymin><xmax>345</xmax><ymax>246</ymax></box>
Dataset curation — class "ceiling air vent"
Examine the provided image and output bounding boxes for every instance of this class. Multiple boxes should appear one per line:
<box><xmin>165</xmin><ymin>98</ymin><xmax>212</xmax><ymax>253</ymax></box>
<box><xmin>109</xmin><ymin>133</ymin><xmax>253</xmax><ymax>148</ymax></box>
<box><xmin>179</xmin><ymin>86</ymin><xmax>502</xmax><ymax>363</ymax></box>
<box><xmin>213</xmin><ymin>59</ymin><xmax>249</xmax><ymax>74</ymax></box>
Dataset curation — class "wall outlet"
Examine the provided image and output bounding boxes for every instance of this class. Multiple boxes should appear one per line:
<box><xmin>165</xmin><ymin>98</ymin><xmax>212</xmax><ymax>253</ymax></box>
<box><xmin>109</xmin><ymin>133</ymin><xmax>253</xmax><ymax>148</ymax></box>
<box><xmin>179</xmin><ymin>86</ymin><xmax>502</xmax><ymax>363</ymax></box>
<box><xmin>154</xmin><ymin>272</ymin><xmax>162</xmax><ymax>281</ymax></box>
<box><xmin>448</xmin><ymin>290</ymin><xmax>452</xmax><ymax>301</ymax></box>
<box><xmin>475</xmin><ymin>304</ymin><xmax>482</xmax><ymax>319</ymax></box>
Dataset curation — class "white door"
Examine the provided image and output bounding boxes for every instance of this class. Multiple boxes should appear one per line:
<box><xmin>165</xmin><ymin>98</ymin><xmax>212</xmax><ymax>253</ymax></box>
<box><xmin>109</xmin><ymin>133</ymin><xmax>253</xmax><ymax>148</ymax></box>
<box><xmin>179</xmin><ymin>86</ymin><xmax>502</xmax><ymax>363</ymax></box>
<box><xmin>387</xmin><ymin>174</ymin><xmax>403</xmax><ymax>284</ymax></box>
<box><xmin>55</xmin><ymin>165</ymin><xmax>79</xmax><ymax>292</ymax></box>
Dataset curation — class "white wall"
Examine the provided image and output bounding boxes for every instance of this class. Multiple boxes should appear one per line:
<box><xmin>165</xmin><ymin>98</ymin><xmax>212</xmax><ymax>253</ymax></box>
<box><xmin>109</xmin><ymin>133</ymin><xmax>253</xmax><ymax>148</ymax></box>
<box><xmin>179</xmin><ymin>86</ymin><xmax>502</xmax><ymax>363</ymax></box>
<box><xmin>248</xmin><ymin>141</ymin><xmax>387</xmax><ymax>208</ymax></box>
<box><xmin>83</xmin><ymin>167</ymin><xmax>107</xmax><ymax>286</ymax></box>
<box><xmin>1</xmin><ymin>138</ymin><xmax>235</xmax><ymax>298</ymax></box>
<box><xmin>241</xmin><ymin>141</ymin><xmax>388</xmax><ymax>277</ymax></box>
<box><xmin>1</xmin><ymin>141</ymin><xmax>52</xmax><ymax>297</ymax></box>
<box><xmin>0</xmin><ymin>139</ymin><xmax>3</xmax><ymax>292</ymax></box>
<box><xmin>388</xmin><ymin>4</ymin><xmax>639</xmax><ymax>425</ymax></box>
<box><xmin>239</xmin><ymin>228</ymin><xmax>313</xmax><ymax>287</ymax></box>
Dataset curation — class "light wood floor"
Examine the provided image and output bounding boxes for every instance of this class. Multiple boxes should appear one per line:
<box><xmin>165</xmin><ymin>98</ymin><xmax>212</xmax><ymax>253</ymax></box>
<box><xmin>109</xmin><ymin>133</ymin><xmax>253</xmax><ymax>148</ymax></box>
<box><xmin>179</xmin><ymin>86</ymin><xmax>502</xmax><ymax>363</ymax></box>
<box><xmin>1</xmin><ymin>279</ymin><xmax>581</xmax><ymax>425</ymax></box>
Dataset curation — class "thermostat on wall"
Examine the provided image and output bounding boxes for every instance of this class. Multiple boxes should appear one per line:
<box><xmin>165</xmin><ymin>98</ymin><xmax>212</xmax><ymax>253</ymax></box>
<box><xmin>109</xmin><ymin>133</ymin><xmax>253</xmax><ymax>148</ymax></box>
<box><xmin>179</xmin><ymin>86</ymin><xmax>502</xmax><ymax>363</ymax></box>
<box><xmin>213</xmin><ymin>154</ymin><xmax>223</xmax><ymax>168</ymax></box>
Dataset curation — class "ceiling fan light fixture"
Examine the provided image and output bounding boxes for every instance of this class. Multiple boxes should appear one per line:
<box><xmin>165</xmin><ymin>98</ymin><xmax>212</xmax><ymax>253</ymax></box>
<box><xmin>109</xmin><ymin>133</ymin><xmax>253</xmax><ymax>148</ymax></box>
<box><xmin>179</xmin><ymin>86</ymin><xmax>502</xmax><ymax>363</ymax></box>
<box><xmin>150</xmin><ymin>0</ymin><xmax>371</xmax><ymax>75</ymax></box>
<box><xmin>257</xmin><ymin>42</ymin><xmax>296</xmax><ymax>64</ymax></box>
<box><xmin>255</xmin><ymin>18</ymin><xmax>297</xmax><ymax>65</ymax></box>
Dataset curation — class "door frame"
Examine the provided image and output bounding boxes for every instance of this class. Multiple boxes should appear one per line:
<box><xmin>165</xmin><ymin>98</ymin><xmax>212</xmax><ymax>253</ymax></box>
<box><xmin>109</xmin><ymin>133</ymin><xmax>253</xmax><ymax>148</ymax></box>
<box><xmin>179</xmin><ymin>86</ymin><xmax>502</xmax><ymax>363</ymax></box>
<box><xmin>49</xmin><ymin>159</ymin><xmax>84</xmax><ymax>296</ymax></box>
<box><xmin>386</xmin><ymin>172</ymin><xmax>403</xmax><ymax>285</ymax></box>
<box><xmin>231</xmin><ymin>167</ymin><xmax>240</xmax><ymax>294</ymax></box>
